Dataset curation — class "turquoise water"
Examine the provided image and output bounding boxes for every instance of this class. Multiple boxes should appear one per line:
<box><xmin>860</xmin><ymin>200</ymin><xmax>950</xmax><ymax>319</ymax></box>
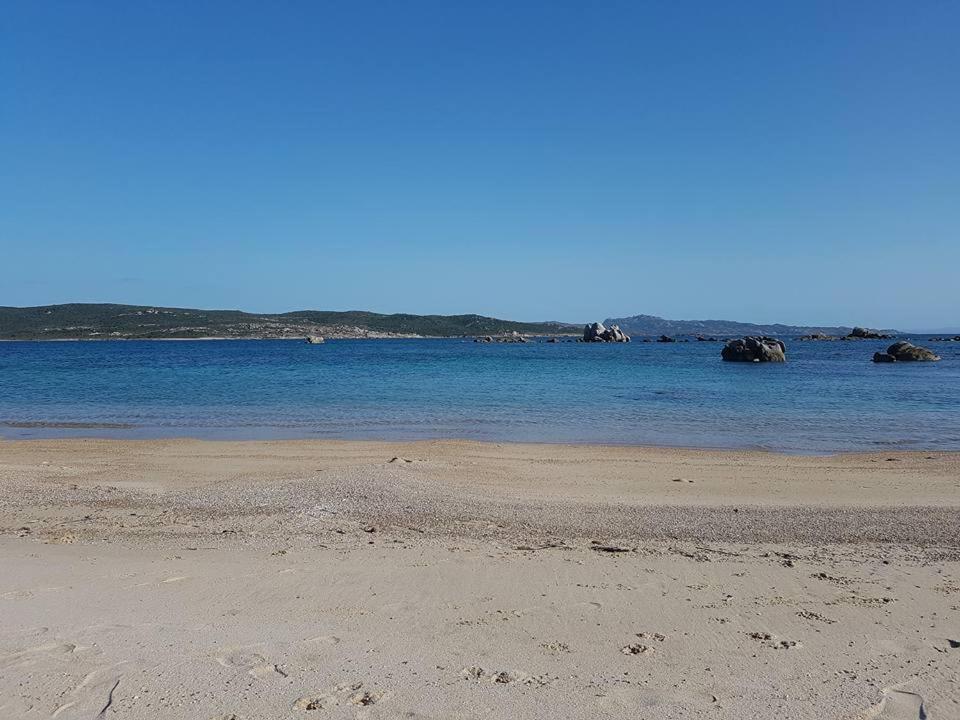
<box><xmin>0</xmin><ymin>338</ymin><xmax>958</xmax><ymax>453</ymax></box>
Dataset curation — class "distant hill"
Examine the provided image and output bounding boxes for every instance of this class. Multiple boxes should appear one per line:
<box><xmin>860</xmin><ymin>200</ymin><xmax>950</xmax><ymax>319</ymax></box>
<box><xmin>605</xmin><ymin>313</ymin><xmax>900</xmax><ymax>338</ymax></box>
<box><xmin>0</xmin><ymin>304</ymin><xmax>577</xmax><ymax>340</ymax></box>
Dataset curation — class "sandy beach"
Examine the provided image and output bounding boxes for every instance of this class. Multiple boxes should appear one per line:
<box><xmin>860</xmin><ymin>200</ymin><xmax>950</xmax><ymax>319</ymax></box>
<box><xmin>1</xmin><ymin>439</ymin><xmax>958</xmax><ymax>719</ymax></box>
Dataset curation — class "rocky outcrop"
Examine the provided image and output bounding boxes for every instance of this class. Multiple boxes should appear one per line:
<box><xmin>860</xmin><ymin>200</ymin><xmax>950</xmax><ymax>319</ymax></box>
<box><xmin>847</xmin><ymin>327</ymin><xmax>891</xmax><ymax>340</ymax></box>
<box><xmin>872</xmin><ymin>341</ymin><xmax>940</xmax><ymax>363</ymax></box>
<box><xmin>657</xmin><ymin>335</ymin><xmax>676</xmax><ymax>343</ymax></box>
<box><xmin>582</xmin><ymin>322</ymin><xmax>630</xmax><ymax>343</ymax></box>
<box><xmin>798</xmin><ymin>332</ymin><xmax>838</xmax><ymax>341</ymax></box>
<box><xmin>305</xmin><ymin>335</ymin><xmax>325</xmax><ymax>344</ymax></box>
<box><xmin>475</xmin><ymin>333</ymin><xmax>528</xmax><ymax>344</ymax></box>
<box><xmin>721</xmin><ymin>337</ymin><xmax>786</xmax><ymax>363</ymax></box>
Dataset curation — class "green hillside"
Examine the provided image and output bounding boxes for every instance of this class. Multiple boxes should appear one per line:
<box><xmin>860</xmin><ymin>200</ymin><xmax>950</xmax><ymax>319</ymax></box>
<box><xmin>0</xmin><ymin>304</ymin><xmax>576</xmax><ymax>340</ymax></box>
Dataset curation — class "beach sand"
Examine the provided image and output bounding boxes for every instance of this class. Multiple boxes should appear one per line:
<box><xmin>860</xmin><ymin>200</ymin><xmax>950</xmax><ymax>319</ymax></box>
<box><xmin>1</xmin><ymin>439</ymin><xmax>958</xmax><ymax>719</ymax></box>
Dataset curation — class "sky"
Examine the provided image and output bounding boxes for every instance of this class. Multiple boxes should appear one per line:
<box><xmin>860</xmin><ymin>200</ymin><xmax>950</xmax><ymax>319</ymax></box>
<box><xmin>2</xmin><ymin>2</ymin><xmax>958</xmax><ymax>330</ymax></box>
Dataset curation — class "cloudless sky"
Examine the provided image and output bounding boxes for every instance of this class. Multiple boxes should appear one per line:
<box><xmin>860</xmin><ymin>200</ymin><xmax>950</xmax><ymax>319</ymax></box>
<box><xmin>2</xmin><ymin>1</ymin><xmax>958</xmax><ymax>329</ymax></box>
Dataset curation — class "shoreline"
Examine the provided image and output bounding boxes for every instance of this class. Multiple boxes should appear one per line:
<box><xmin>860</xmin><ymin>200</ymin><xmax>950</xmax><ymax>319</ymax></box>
<box><xmin>1</xmin><ymin>429</ymin><xmax>955</xmax><ymax>457</ymax></box>
<box><xmin>2</xmin><ymin>437</ymin><xmax>959</xmax><ymax>531</ymax></box>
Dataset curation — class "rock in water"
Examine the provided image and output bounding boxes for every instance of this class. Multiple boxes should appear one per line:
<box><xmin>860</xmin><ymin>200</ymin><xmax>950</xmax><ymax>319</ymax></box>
<box><xmin>872</xmin><ymin>341</ymin><xmax>940</xmax><ymax>363</ymax></box>
<box><xmin>583</xmin><ymin>322</ymin><xmax>607</xmax><ymax>342</ymax></box>
<box><xmin>721</xmin><ymin>337</ymin><xmax>786</xmax><ymax>363</ymax></box>
<box><xmin>608</xmin><ymin>325</ymin><xmax>629</xmax><ymax>342</ymax></box>
<box><xmin>847</xmin><ymin>327</ymin><xmax>891</xmax><ymax>340</ymax></box>
<box><xmin>305</xmin><ymin>335</ymin><xmax>325</xmax><ymax>344</ymax></box>
<box><xmin>657</xmin><ymin>335</ymin><xmax>676</xmax><ymax>343</ymax></box>
<box><xmin>582</xmin><ymin>322</ymin><xmax>630</xmax><ymax>343</ymax></box>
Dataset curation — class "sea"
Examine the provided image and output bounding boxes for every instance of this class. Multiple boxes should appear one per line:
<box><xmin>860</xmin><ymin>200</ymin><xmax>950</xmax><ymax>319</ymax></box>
<box><xmin>1</xmin><ymin>337</ymin><xmax>958</xmax><ymax>453</ymax></box>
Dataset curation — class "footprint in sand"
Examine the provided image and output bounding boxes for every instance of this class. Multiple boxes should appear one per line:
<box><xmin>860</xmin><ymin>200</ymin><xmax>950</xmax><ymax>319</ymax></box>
<box><xmin>215</xmin><ymin>645</ymin><xmax>285</xmax><ymax>679</ymax></box>
<box><xmin>216</xmin><ymin>647</ymin><xmax>266</xmax><ymax>669</ymax></box>
<box><xmin>294</xmin><ymin>683</ymin><xmax>383</xmax><ymax>711</ymax></box>
<box><xmin>572</xmin><ymin>600</ymin><xmax>603</xmax><ymax>612</ymax></box>
<box><xmin>304</xmin><ymin>634</ymin><xmax>341</xmax><ymax>646</ymax></box>
<box><xmin>294</xmin><ymin>692</ymin><xmax>336</xmax><ymax>711</ymax></box>
<box><xmin>747</xmin><ymin>632</ymin><xmax>801</xmax><ymax>650</ymax></box>
<box><xmin>51</xmin><ymin>666</ymin><xmax>123</xmax><ymax>720</ymax></box>
<box><xmin>459</xmin><ymin>667</ymin><xmax>551</xmax><ymax>687</ymax></box>
<box><xmin>862</xmin><ymin>687</ymin><xmax>927</xmax><ymax>719</ymax></box>
<box><xmin>0</xmin><ymin>641</ymin><xmax>79</xmax><ymax>670</ymax></box>
<box><xmin>299</xmin><ymin>635</ymin><xmax>342</xmax><ymax>665</ymax></box>
<box><xmin>249</xmin><ymin>663</ymin><xmax>288</xmax><ymax>679</ymax></box>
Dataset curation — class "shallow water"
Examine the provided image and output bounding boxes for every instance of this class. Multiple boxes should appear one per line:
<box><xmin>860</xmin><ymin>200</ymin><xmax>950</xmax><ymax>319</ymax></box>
<box><xmin>0</xmin><ymin>337</ymin><xmax>958</xmax><ymax>453</ymax></box>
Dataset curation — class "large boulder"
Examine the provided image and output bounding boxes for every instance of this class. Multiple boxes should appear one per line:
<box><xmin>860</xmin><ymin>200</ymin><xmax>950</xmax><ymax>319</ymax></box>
<box><xmin>721</xmin><ymin>336</ymin><xmax>786</xmax><ymax>363</ymax></box>
<box><xmin>305</xmin><ymin>335</ymin><xmax>325</xmax><ymax>344</ymax></box>
<box><xmin>608</xmin><ymin>325</ymin><xmax>630</xmax><ymax>342</ymax></box>
<box><xmin>583</xmin><ymin>322</ymin><xmax>630</xmax><ymax>343</ymax></box>
<box><xmin>872</xmin><ymin>341</ymin><xmax>940</xmax><ymax>363</ymax></box>
<box><xmin>583</xmin><ymin>322</ymin><xmax>606</xmax><ymax>342</ymax></box>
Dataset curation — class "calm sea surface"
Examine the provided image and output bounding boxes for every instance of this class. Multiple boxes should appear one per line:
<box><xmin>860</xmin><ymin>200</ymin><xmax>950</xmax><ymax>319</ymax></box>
<box><xmin>1</xmin><ymin>337</ymin><xmax>958</xmax><ymax>453</ymax></box>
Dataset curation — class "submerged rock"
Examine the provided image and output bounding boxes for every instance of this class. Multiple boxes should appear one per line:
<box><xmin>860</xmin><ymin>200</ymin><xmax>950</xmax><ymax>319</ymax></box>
<box><xmin>872</xmin><ymin>341</ymin><xmax>940</xmax><ymax>363</ymax></box>
<box><xmin>721</xmin><ymin>337</ymin><xmax>786</xmax><ymax>363</ymax></box>
<box><xmin>582</xmin><ymin>322</ymin><xmax>630</xmax><ymax>343</ymax></box>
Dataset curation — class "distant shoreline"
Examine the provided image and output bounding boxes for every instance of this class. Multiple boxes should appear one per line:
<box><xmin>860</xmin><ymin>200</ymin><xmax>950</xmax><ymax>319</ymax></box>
<box><xmin>0</xmin><ymin>335</ymin><xmax>585</xmax><ymax>342</ymax></box>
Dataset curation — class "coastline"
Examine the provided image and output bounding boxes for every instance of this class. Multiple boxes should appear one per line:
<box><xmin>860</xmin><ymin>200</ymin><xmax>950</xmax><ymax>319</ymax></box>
<box><xmin>1</xmin><ymin>426</ymin><xmax>956</xmax><ymax>457</ymax></box>
<box><xmin>2</xmin><ymin>438</ymin><xmax>959</xmax><ymax>718</ymax></box>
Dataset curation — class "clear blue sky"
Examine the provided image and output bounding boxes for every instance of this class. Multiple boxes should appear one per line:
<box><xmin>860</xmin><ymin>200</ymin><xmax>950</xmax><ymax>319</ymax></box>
<box><xmin>3</xmin><ymin>2</ymin><xmax>958</xmax><ymax>329</ymax></box>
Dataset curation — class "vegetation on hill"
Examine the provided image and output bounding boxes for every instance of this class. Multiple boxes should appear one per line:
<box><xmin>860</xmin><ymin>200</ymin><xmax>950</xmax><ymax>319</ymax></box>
<box><xmin>0</xmin><ymin>304</ymin><xmax>576</xmax><ymax>340</ymax></box>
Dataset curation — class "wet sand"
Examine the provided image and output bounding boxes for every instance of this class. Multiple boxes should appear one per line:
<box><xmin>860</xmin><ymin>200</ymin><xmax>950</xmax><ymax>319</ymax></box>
<box><xmin>1</xmin><ymin>439</ymin><xmax>958</xmax><ymax>719</ymax></box>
